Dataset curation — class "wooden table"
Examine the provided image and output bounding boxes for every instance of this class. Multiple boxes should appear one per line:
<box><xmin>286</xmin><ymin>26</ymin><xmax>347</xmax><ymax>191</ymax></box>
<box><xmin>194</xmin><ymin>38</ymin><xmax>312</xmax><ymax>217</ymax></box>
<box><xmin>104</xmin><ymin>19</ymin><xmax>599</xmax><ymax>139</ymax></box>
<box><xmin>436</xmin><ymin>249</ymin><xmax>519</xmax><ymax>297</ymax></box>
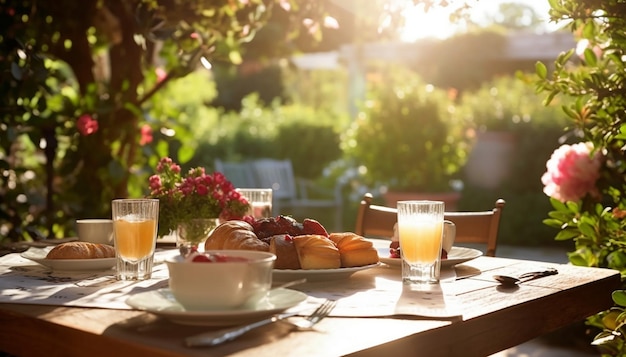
<box><xmin>0</xmin><ymin>246</ymin><xmax>619</xmax><ymax>357</ymax></box>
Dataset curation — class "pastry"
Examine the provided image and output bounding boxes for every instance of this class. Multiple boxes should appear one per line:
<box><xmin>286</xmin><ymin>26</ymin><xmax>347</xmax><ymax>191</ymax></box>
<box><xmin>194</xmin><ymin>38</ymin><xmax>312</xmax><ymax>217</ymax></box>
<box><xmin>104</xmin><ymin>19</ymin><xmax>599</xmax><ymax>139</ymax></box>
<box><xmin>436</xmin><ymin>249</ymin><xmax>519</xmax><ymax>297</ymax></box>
<box><xmin>46</xmin><ymin>242</ymin><xmax>116</xmax><ymax>259</ymax></box>
<box><xmin>292</xmin><ymin>235</ymin><xmax>340</xmax><ymax>269</ymax></box>
<box><xmin>269</xmin><ymin>235</ymin><xmax>301</xmax><ymax>269</ymax></box>
<box><xmin>329</xmin><ymin>232</ymin><xmax>379</xmax><ymax>267</ymax></box>
<box><xmin>204</xmin><ymin>220</ymin><xmax>269</xmax><ymax>251</ymax></box>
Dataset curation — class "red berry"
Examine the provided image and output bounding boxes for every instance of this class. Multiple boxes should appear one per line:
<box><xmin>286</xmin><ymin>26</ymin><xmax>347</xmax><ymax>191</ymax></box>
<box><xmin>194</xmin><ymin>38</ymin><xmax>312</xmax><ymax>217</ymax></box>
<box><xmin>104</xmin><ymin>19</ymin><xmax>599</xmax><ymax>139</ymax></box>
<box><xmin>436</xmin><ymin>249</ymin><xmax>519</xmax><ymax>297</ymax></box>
<box><xmin>302</xmin><ymin>218</ymin><xmax>329</xmax><ymax>237</ymax></box>
<box><xmin>192</xmin><ymin>254</ymin><xmax>212</xmax><ymax>263</ymax></box>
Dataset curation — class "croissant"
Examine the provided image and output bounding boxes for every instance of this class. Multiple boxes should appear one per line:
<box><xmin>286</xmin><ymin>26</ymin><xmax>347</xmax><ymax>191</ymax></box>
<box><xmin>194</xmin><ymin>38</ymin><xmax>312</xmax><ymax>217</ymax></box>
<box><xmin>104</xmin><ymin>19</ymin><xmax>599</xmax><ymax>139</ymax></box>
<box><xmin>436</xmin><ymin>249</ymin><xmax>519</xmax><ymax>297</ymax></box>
<box><xmin>204</xmin><ymin>220</ymin><xmax>269</xmax><ymax>252</ymax></box>
<box><xmin>329</xmin><ymin>232</ymin><xmax>379</xmax><ymax>267</ymax></box>
<box><xmin>292</xmin><ymin>235</ymin><xmax>340</xmax><ymax>269</ymax></box>
<box><xmin>46</xmin><ymin>242</ymin><xmax>116</xmax><ymax>259</ymax></box>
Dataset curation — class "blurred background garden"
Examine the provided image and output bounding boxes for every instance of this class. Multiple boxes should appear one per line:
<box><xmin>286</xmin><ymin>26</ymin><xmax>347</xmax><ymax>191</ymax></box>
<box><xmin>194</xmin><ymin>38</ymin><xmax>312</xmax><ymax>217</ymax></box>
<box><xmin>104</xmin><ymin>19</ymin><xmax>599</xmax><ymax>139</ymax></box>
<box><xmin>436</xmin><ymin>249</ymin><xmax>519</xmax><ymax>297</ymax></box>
<box><xmin>0</xmin><ymin>0</ymin><xmax>600</xmax><ymax>249</ymax></box>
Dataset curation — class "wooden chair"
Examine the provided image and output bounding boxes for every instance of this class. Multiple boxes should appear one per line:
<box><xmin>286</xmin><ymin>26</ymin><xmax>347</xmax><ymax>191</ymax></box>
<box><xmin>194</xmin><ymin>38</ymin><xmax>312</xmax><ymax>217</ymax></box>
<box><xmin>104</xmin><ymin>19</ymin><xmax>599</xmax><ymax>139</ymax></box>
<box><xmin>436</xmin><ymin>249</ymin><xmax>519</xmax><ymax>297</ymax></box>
<box><xmin>354</xmin><ymin>193</ymin><xmax>505</xmax><ymax>257</ymax></box>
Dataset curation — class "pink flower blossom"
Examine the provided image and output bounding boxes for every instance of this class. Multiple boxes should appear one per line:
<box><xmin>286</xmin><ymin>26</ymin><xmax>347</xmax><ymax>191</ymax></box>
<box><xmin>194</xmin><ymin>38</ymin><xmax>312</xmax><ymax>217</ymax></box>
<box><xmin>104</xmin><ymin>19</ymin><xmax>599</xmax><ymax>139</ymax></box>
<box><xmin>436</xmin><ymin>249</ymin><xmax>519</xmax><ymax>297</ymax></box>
<box><xmin>541</xmin><ymin>142</ymin><xmax>602</xmax><ymax>202</ymax></box>
<box><xmin>155</xmin><ymin>67</ymin><xmax>167</xmax><ymax>83</ymax></box>
<box><xmin>140</xmin><ymin>124</ymin><xmax>153</xmax><ymax>146</ymax></box>
<box><xmin>77</xmin><ymin>114</ymin><xmax>98</xmax><ymax>136</ymax></box>
<box><xmin>148</xmin><ymin>175</ymin><xmax>162</xmax><ymax>191</ymax></box>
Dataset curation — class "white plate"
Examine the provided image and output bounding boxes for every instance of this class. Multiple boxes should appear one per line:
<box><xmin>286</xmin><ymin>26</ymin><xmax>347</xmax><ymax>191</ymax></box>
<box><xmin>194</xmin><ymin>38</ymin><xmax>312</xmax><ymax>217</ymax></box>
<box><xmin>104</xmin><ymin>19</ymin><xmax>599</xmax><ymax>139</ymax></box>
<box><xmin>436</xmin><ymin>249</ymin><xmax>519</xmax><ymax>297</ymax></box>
<box><xmin>20</xmin><ymin>247</ymin><xmax>116</xmax><ymax>271</ymax></box>
<box><xmin>273</xmin><ymin>263</ymin><xmax>379</xmax><ymax>282</ymax></box>
<box><xmin>125</xmin><ymin>288</ymin><xmax>308</xmax><ymax>326</ymax></box>
<box><xmin>376</xmin><ymin>247</ymin><xmax>482</xmax><ymax>268</ymax></box>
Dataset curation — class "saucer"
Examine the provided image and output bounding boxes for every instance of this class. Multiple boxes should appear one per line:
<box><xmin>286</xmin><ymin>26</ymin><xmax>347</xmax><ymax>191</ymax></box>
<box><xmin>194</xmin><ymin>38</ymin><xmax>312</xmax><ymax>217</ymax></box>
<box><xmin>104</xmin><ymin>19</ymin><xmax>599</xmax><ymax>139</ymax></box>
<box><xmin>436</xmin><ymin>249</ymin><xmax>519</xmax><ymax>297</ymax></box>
<box><xmin>376</xmin><ymin>247</ymin><xmax>483</xmax><ymax>268</ymax></box>
<box><xmin>20</xmin><ymin>247</ymin><xmax>116</xmax><ymax>271</ymax></box>
<box><xmin>125</xmin><ymin>288</ymin><xmax>308</xmax><ymax>326</ymax></box>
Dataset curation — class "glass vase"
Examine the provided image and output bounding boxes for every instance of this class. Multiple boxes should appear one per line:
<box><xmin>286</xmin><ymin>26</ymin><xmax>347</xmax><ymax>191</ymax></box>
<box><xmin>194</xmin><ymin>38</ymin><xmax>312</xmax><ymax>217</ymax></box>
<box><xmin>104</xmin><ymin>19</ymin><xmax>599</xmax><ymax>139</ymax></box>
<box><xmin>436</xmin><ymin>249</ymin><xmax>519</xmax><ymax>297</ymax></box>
<box><xmin>176</xmin><ymin>218</ymin><xmax>219</xmax><ymax>256</ymax></box>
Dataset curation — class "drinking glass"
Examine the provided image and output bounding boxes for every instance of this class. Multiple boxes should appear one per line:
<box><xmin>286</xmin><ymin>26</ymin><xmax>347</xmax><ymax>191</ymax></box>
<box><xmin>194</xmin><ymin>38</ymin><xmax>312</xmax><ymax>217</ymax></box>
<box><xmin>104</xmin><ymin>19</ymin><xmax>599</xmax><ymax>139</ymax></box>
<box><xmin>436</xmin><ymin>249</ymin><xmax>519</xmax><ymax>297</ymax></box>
<box><xmin>397</xmin><ymin>200</ymin><xmax>445</xmax><ymax>284</ymax></box>
<box><xmin>236</xmin><ymin>188</ymin><xmax>273</xmax><ymax>219</ymax></box>
<box><xmin>112</xmin><ymin>199</ymin><xmax>159</xmax><ymax>281</ymax></box>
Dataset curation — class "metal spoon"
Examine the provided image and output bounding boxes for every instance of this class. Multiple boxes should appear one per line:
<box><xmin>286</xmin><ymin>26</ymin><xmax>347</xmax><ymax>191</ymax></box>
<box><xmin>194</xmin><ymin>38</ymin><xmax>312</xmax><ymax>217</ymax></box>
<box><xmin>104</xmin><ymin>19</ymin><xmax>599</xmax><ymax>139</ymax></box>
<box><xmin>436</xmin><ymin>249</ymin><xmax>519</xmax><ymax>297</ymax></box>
<box><xmin>493</xmin><ymin>268</ymin><xmax>558</xmax><ymax>287</ymax></box>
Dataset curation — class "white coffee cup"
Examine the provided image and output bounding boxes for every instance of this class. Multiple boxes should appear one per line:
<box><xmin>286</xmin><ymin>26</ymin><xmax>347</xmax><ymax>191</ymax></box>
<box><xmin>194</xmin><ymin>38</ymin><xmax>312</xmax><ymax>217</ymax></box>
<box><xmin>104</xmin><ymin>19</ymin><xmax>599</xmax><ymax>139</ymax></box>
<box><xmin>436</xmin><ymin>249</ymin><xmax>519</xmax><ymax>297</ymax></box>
<box><xmin>442</xmin><ymin>220</ymin><xmax>456</xmax><ymax>253</ymax></box>
<box><xmin>76</xmin><ymin>219</ymin><xmax>114</xmax><ymax>246</ymax></box>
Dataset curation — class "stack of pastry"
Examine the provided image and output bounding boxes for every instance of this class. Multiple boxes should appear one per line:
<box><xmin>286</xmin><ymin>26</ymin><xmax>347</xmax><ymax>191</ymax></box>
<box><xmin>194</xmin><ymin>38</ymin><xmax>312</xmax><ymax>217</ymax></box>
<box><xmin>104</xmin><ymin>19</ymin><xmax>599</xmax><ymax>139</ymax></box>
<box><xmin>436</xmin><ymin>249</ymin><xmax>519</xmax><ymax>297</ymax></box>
<box><xmin>204</xmin><ymin>219</ymin><xmax>379</xmax><ymax>270</ymax></box>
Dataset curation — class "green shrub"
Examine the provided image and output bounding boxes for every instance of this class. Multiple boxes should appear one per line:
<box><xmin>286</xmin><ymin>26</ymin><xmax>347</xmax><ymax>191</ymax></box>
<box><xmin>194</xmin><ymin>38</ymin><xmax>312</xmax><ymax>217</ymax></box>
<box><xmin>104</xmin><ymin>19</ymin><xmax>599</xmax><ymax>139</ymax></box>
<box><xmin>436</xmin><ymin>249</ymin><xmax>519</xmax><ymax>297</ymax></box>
<box><xmin>275</xmin><ymin>122</ymin><xmax>341</xmax><ymax>178</ymax></box>
<box><xmin>346</xmin><ymin>66</ymin><xmax>469</xmax><ymax>192</ymax></box>
<box><xmin>190</xmin><ymin>94</ymin><xmax>343</xmax><ymax>180</ymax></box>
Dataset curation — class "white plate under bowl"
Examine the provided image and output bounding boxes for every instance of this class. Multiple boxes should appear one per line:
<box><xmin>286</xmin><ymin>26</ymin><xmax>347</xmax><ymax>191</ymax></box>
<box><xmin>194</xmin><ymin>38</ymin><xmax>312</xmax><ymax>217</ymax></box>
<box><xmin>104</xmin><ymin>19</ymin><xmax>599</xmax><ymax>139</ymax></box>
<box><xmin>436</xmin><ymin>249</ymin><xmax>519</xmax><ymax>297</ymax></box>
<box><xmin>20</xmin><ymin>247</ymin><xmax>116</xmax><ymax>271</ymax></box>
<box><xmin>273</xmin><ymin>263</ymin><xmax>379</xmax><ymax>282</ymax></box>
<box><xmin>125</xmin><ymin>288</ymin><xmax>307</xmax><ymax>326</ymax></box>
<box><xmin>376</xmin><ymin>247</ymin><xmax>482</xmax><ymax>268</ymax></box>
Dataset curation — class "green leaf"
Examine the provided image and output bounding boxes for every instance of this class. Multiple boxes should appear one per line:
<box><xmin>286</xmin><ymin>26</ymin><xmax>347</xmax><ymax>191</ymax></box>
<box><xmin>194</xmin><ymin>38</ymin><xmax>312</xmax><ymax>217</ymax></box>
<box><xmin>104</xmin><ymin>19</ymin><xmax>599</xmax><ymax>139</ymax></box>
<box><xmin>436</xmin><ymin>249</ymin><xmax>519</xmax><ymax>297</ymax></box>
<box><xmin>608</xmin><ymin>251</ymin><xmax>626</xmax><ymax>270</ymax></box>
<box><xmin>547</xmin><ymin>210</ymin><xmax>573</xmax><ymax>221</ymax></box>
<box><xmin>565</xmin><ymin>201</ymin><xmax>580</xmax><ymax>213</ymax></box>
<box><xmin>568</xmin><ymin>251</ymin><xmax>592</xmax><ymax>266</ymax></box>
<box><xmin>582</xmin><ymin>21</ymin><xmax>595</xmax><ymax>39</ymax></box>
<box><xmin>555</xmin><ymin>228</ymin><xmax>579</xmax><ymax>241</ymax></box>
<box><xmin>583</xmin><ymin>48</ymin><xmax>598</xmax><ymax>67</ymax></box>
<box><xmin>550</xmin><ymin>198</ymin><xmax>568</xmax><ymax>211</ymax></box>
<box><xmin>543</xmin><ymin>218</ymin><xmax>564</xmax><ymax>228</ymax></box>
<box><xmin>579</xmin><ymin>220</ymin><xmax>597</xmax><ymax>239</ymax></box>
<box><xmin>535</xmin><ymin>61</ymin><xmax>547</xmax><ymax>79</ymax></box>
<box><xmin>613</xmin><ymin>291</ymin><xmax>626</xmax><ymax>307</ymax></box>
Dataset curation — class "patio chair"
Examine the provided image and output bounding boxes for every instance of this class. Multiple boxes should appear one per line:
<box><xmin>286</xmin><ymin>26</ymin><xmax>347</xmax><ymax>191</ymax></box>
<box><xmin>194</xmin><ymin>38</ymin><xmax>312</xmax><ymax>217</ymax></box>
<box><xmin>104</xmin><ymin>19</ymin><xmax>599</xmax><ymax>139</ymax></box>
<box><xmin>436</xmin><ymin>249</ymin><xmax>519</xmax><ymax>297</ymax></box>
<box><xmin>354</xmin><ymin>193</ymin><xmax>505</xmax><ymax>257</ymax></box>
<box><xmin>214</xmin><ymin>159</ymin><xmax>258</xmax><ymax>188</ymax></box>
<box><xmin>251</xmin><ymin>158</ymin><xmax>343</xmax><ymax>231</ymax></box>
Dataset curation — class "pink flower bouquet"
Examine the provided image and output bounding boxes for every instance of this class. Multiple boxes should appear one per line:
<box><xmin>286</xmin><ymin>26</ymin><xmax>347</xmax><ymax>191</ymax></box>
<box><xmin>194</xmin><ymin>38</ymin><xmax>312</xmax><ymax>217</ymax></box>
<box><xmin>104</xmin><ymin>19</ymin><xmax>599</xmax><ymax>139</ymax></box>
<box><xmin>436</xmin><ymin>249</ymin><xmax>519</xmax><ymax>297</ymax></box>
<box><xmin>148</xmin><ymin>157</ymin><xmax>251</xmax><ymax>237</ymax></box>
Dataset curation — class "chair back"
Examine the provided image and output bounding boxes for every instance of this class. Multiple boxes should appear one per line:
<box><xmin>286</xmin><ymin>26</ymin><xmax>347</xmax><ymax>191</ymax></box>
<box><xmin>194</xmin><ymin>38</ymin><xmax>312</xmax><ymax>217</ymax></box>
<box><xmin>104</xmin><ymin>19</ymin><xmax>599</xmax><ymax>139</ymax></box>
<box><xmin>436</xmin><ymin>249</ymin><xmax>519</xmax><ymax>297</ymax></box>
<box><xmin>214</xmin><ymin>159</ymin><xmax>257</xmax><ymax>188</ymax></box>
<box><xmin>251</xmin><ymin>159</ymin><xmax>298</xmax><ymax>202</ymax></box>
<box><xmin>354</xmin><ymin>193</ymin><xmax>505</xmax><ymax>257</ymax></box>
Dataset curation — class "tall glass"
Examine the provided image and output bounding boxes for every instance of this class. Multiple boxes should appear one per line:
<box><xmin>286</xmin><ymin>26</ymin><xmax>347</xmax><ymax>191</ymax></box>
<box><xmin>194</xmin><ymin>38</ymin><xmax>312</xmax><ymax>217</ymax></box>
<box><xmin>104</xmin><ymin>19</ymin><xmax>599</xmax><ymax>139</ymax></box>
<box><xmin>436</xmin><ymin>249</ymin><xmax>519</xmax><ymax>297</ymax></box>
<box><xmin>112</xmin><ymin>199</ymin><xmax>159</xmax><ymax>281</ymax></box>
<box><xmin>397</xmin><ymin>200</ymin><xmax>444</xmax><ymax>284</ymax></box>
<box><xmin>236</xmin><ymin>188</ymin><xmax>273</xmax><ymax>219</ymax></box>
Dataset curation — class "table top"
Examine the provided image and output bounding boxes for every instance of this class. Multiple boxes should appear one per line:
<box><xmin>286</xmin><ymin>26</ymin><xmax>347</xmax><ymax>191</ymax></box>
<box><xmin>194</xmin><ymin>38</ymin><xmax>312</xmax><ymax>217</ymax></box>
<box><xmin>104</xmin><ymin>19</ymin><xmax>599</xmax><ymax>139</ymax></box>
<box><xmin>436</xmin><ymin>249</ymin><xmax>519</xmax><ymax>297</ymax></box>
<box><xmin>0</xmin><ymin>240</ymin><xmax>619</xmax><ymax>357</ymax></box>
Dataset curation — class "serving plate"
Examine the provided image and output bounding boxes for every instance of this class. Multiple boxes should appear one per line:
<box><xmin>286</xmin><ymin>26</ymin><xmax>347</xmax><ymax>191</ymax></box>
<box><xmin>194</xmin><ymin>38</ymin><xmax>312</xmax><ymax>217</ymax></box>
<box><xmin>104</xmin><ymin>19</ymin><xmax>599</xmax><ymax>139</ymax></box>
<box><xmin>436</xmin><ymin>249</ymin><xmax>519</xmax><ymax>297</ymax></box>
<box><xmin>376</xmin><ymin>246</ymin><xmax>482</xmax><ymax>268</ymax></box>
<box><xmin>273</xmin><ymin>263</ymin><xmax>379</xmax><ymax>282</ymax></box>
<box><xmin>20</xmin><ymin>247</ymin><xmax>116</xmax><ymax>271</ymax></box>
<box><xmin>125</xmin><ymin>288</ymin><xmax>307</xmax><ymax>326</ymax></box>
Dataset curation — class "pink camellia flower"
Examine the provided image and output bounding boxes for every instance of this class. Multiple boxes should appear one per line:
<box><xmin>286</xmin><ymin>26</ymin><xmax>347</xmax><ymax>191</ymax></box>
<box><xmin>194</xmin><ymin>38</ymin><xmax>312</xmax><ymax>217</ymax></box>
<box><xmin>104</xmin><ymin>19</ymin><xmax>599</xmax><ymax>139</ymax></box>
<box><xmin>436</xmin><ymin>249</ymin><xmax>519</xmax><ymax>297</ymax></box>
<box><xmin>541</xmin><ymin>142</ymin><xmax>602</xmax><ymax>202</ymax></box>
<box><xmin>155</xmin><ymin>67</ymin><xmax>167</xmax><ymax>83</ymax></box>
<box><xmin>76</xmin><ymin>114</ymin><xmax>98</xmax><ymax>136</ymax></box>
<box><xmin>140</xmin><ymin>124</ymin><xmax>153</xmax><ymax>146</ymax></box>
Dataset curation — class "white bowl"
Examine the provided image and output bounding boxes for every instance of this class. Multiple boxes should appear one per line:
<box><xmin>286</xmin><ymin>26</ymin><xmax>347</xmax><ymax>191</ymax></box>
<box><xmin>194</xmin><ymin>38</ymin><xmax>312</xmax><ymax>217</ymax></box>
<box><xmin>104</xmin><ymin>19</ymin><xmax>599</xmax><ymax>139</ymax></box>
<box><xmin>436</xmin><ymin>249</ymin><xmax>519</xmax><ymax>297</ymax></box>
<box><xmin>166</xmin><ymin>250</ymin><xmax>276</xmax><ymax>311</ymax></box>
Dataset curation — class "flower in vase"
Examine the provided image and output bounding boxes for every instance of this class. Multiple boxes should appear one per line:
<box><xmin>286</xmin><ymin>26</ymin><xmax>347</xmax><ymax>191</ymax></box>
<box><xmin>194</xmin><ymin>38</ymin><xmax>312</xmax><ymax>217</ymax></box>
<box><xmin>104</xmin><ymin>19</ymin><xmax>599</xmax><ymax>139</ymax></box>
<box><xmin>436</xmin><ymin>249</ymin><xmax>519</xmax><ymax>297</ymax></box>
<box><xmin>148</xmin><ymin>157</ymin><xmax>251</xmax><ymax>237</ymax></box>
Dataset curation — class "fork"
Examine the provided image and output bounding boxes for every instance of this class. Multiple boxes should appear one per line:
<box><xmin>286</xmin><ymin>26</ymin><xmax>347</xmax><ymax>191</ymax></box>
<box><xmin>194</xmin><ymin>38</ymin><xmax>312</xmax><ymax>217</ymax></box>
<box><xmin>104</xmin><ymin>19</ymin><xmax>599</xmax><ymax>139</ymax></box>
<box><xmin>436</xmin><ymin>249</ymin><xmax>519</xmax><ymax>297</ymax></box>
<box><xmin>185</xmin><ymin>299</ymin><xmax>337</xmax><ymax>347</ymax></box>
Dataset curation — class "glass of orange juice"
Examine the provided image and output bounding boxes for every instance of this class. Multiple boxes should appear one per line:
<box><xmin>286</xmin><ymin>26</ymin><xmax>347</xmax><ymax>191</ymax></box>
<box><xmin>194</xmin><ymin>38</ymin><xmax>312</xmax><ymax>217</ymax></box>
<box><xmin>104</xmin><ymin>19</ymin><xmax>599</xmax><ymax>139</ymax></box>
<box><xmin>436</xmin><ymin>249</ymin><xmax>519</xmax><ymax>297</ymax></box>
<box><xmin>112</xmin><ymin>199</ymin><xmax>159</xmax><ymax>281</ymax></box>
<box><xmin>397</xmin><ymin>200</ymin><xmax>444</xmax><ymax>284</ymax></box>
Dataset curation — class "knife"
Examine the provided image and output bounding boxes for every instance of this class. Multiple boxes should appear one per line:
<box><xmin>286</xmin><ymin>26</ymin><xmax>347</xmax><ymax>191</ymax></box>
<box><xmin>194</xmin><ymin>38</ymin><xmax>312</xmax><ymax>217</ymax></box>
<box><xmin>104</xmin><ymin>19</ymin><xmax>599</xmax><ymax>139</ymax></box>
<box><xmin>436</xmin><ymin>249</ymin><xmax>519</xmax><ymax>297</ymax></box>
<box><xmin>185</xmin><ymin>311</ymin><xmax>299</xmax><ymax>347</ymax></box>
